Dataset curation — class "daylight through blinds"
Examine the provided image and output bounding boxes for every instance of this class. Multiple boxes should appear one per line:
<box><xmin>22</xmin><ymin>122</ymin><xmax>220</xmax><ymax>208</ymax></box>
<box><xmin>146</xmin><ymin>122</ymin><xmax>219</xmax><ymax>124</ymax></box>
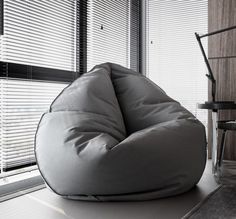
<box><xmin>87</xmin><ymin>0</ymin><xmax>140</xmax><ymax>72</ymax></box>
<box><xmin>0</xmin><ymin>0</ymin><xmax>77</xmax><ymax>71</ymax></box>
<box><xmin>0</xmin><ymin>79</ymin><xmax>67</xmax><ymax>172</ymax></box>
<box><xmin>146</xmin><ymin>0</ymin><xmax>208</xmax><ymax>125</ymax></box>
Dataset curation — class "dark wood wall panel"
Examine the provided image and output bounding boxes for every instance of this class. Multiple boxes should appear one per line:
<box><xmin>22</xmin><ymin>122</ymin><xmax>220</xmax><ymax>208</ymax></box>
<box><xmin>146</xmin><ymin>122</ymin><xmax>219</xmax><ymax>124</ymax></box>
<box><xmin>210</xmin><ymin>59</ymin><xmax>236</xmax><ymax>102</ymax></box>
<box><xmin>208</xmin><ymin>0</ymin><xmax>236</xmax><ymax>159</ymax></box>
<box><xmin>208</xmin><ymin>0</ymin><xmax>236</xmax><ymax>58</ymax></box>
<box><xmin>208</xmin><ymin>59</ymin><xmax>236</xmax><ymax>159</ymax></box>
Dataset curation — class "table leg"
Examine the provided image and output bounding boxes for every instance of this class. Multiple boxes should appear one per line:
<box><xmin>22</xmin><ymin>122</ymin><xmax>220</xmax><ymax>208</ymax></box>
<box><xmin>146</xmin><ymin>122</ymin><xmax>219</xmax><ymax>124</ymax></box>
<box><xmin>218</xmin><ymin>129</ymin><xmax>226</xmax><ymax>167</ymax></box>
<box><xmin>212</xmin><ymin>111</ymin><xmax>218</xmax><ymax>174</ymax></box>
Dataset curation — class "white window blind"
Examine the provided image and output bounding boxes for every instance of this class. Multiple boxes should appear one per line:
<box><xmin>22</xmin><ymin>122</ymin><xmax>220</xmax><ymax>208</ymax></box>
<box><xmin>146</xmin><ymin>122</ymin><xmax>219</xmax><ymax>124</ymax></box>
<box><xmin>146</xmin><ymin>0</ymin><xmax>208</xmax><ymax>125</ymax></box>
<box><xmin>0</xmin><ymin>0</ymin><xmax>76</xmax><ymax>71</ymax></box>
<box><xmin>0</xmin><ymin>0</ymin><xmax>75</xmax><ymax>176</ymax></box>
<box><xmin>0</xmin><ymin>79</ymin><xmax>67</xmax><ymax>172</ymax></box>
<box><xmin>87</xmin><ymin>0</ymin><xmax>131</xmax><ymax>71</ymax></box>
<box><xmin>0</xmin><ymin>0</ymin><xmax>3</xmax><ymax>35</ymax></box>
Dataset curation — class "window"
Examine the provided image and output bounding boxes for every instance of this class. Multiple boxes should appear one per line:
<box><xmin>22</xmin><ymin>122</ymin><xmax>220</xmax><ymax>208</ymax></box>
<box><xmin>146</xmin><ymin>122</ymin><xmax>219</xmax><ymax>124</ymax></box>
<box><xmin>0</xmin><ymin>0</ymin><xmax>77</xmax><ymax>177</ymax></box>
<box><xmin>0</xmin><ymin>0</ymin><xmax>3</xmax><ymax>35</ymax></box>
<box><xmin>87</xmin><ymin>0</ymin><xmax>140</xmax><ymax>72</ymax></box>
<box><xmin>0</xmin><ymin>0</ymin><xmax>77</xmax><ymax>71</ymax></box>
<box><xmin>0</xmin><ymin>79</ymin><xmax>67</xmax><ymax>173</ymax></box>
<box><xmin>146</xmin><ymin>0</ymin><xmax>208</xmax><ymax>125</ymax></box>
<box><xmin>0</xmin><ymin>0</ymin><xmax>141</xmax><ymax>177</ymax></box>
<box><xmin>87</xmin><ymin>0</ymin><xmax>130</xmax><ymax>70</ymax></box>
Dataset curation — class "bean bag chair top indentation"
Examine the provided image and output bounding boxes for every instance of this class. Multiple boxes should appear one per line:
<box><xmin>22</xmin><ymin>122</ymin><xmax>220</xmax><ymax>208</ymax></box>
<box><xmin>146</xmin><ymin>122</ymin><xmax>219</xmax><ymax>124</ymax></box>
<box><xmin>35</xmin><ymin>63</ymin><xmax>206</xmax><ymax>201</ymax></box>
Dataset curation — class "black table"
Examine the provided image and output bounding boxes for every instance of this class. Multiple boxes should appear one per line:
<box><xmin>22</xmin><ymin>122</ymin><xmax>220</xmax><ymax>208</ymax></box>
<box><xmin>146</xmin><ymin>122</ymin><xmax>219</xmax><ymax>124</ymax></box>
<box><xmin>198</xmin><ymin>101</ymin><xmax>236</xmax><ymax>111</ymax></box>
<box><xmin>198</xmin><ymin>101</ymin><xmax>236</xmax><ymax>183</ymax></box>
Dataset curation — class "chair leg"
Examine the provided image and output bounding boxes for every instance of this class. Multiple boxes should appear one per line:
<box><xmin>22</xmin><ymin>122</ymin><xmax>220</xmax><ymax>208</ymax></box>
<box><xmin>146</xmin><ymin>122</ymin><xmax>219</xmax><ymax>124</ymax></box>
<box><xmin>218</xmin><ymin>130</ymin><xmax>227</xmax><ymax>167</ymax></box>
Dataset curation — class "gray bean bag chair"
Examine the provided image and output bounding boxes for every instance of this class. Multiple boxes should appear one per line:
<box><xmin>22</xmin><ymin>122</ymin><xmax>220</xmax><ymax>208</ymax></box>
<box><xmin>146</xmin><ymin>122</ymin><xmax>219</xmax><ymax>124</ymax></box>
<box><xmin>35</xmin><ymin>63</ymin><xmax>206</xmax><ymax>201</ymax></box>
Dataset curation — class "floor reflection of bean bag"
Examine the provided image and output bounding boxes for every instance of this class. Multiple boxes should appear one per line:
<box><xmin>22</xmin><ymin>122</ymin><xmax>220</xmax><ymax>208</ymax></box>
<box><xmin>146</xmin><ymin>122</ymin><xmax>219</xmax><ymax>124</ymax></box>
<box><xmin>35</xmin><ymin>63</ymin><xmax>207</xmax><ymax>201</ymax></box>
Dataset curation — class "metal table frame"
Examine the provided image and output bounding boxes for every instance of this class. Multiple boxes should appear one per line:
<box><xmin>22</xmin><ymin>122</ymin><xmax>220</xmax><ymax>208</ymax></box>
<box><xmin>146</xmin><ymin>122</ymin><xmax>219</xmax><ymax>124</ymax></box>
<box><xmin>198</xmin><ymin>101</ymin><xmax>236</xmax><ymax>177</ymax></box>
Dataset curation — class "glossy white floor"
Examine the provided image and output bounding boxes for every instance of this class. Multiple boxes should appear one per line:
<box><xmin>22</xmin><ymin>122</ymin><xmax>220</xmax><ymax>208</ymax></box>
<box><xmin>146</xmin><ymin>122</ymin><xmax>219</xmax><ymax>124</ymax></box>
<box><xmin>0</xmin><ymin>160</ymin><xmax>218</xmax><ymax>219</ymax></box>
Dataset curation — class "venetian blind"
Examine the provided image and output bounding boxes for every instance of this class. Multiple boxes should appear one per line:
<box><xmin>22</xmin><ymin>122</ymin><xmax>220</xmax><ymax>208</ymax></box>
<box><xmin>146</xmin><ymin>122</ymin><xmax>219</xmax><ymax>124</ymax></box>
<box><xmin>0</xmin><ymin>0</ymin><xmax>74</xmax><ymax>174</ymax></box>
<box><xmin>146</xmin><ymin>0</ymin><xmax>208</xmax><ymax>125</ymax></box>
<box><xmin>0</xmin><ymin>0</ymin><xmax>77</xmax><ymax>71</ymax></box>
<box><xmin>87</xmin><ymin>0</ymin><xmax>140</xmax><ymax>72</ymax></box>
<box><xmin>0</xmin><ymin>79</ymin><xmax>67</xmax><ymax>172</ymax></box>
<box><xmin>0</xmin><ymin>0</ymin><xmax>3</xmax><ymax>35</ymax></box>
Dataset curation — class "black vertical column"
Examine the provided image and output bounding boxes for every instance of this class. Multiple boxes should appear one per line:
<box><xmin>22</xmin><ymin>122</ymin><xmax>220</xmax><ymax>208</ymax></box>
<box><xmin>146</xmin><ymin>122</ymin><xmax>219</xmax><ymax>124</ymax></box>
<box><xmin>130</xmin><ymin>0</ymin><xmax>141</xmax><ymax>73</ymax></box>
<box><xmin>76</xmin><ymin>0</ymin><xmax>87</xmax><ymax>76</ymax></box>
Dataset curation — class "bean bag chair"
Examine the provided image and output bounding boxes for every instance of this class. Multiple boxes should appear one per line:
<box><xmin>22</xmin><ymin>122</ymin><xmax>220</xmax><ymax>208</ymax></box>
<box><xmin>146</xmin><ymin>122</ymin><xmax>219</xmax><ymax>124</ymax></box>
<box><xmin>35</xmin><ymin>63</ymin><xmax>206</xmax><ymax>201</ymax></box>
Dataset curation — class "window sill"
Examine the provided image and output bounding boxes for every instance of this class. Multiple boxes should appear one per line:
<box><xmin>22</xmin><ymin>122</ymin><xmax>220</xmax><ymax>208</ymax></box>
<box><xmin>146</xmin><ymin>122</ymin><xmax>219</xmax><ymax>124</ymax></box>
<box><xmin>0</xmin><ymin>174</ymin><xmax>45</xmax><ymax>202</ymax></box>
